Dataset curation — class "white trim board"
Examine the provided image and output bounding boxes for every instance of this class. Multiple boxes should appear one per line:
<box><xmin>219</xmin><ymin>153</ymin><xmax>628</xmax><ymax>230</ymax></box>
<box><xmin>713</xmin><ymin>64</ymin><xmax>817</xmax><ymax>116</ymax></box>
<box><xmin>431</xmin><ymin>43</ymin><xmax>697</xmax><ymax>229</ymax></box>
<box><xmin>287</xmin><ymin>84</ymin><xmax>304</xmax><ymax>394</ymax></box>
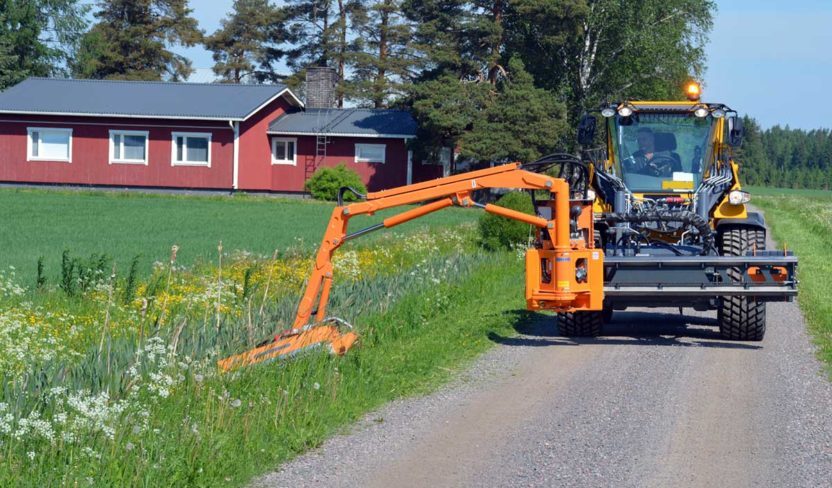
<box><xmin>267</xmin><ymin>131</ymin><xmax>414</xmax><ymax>139</ymax></box>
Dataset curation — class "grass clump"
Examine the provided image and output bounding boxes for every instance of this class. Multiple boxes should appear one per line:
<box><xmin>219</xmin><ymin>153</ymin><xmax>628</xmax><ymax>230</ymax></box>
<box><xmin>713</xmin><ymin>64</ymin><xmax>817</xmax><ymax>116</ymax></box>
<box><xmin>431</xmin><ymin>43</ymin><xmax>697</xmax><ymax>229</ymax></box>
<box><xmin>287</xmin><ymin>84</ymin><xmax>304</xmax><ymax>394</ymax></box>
<box><xmin>478</xmin><ymin>191</ymin><xmax>535</xmax><ymax>250</ymax></box>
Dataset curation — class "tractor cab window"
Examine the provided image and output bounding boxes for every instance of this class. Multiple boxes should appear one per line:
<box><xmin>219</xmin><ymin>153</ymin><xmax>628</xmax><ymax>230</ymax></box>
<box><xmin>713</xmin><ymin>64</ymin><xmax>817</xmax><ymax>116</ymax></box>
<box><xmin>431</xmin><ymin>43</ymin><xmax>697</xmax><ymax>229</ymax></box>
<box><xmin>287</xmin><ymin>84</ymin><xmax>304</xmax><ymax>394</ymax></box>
<box><xmin>611</xmin><ymin>113</ymin><xmax>715</xmax><ymax>192</ymax></box>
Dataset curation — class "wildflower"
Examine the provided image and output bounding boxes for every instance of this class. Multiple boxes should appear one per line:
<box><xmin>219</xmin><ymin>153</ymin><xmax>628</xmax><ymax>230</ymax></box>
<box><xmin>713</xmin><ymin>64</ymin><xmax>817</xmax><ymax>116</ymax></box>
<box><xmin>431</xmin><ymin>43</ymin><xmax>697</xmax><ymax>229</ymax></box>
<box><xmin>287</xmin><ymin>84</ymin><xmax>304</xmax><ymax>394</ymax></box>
<box><xmin>125</xmin><ymin>442</ymin><xmax>135</xmax><ymax>452</ymax></box>
<box><xmin>230</xmin><ymin>399</ymin><xmax>242</xmax><ymax>408</ymax></box>
<box><xmin>82</xmin><ymin>446</ymin><xmax>100</xmax><ymax>459</ymax></box>
<box><xmin>194</xmin><ymin>373</ymin><xmax>204</xmax><ymax>383</ymax></box>
<box><xmin>312</xmin><ymin>382</ymin><xmax>321</xmax><ymax>391</ymax></box>
<box><xmin>27</xmin><ymin>451</ymin><xmax>35</xmax><ymax>461</ymax></box>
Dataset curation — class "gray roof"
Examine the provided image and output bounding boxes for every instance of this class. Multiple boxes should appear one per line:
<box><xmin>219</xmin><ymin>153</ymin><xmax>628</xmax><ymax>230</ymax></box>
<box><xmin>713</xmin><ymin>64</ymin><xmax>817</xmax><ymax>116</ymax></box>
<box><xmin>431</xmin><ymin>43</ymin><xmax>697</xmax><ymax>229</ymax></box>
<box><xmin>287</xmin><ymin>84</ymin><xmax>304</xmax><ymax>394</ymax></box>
<box><xmin>0</xmin><ymin>77</ymin><xmax>302</xmax><ymax>121</ymax></box>
<box><xmin>268</xmin><ymin>108</ymin><xmax>417</xmax><ymax>138</ymax></box>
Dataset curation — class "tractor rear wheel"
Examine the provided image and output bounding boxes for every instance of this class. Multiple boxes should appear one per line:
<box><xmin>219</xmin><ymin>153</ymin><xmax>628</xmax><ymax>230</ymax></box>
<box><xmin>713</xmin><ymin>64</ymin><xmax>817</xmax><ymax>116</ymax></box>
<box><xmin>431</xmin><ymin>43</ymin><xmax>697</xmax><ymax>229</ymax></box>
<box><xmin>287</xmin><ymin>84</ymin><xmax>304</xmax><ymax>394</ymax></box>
<box><xmin>557</xmin><ymin>311</ymin><xmax>603</xmax><ymax>337</ymax></box>
<box><xmin>717</xmin><ymin>227</ymin><xmax>767</xmax><ymax>341</ymax></box>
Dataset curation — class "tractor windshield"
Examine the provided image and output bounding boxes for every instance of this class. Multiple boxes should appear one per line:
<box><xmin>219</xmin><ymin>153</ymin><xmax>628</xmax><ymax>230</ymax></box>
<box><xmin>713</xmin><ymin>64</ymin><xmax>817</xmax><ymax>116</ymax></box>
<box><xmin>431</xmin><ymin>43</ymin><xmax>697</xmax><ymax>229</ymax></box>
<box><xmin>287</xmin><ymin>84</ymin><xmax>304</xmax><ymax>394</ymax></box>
<box><xmin>611</xmin><ymin>112</ymin><xmax>716</xmax><ymax>193</ymax></box>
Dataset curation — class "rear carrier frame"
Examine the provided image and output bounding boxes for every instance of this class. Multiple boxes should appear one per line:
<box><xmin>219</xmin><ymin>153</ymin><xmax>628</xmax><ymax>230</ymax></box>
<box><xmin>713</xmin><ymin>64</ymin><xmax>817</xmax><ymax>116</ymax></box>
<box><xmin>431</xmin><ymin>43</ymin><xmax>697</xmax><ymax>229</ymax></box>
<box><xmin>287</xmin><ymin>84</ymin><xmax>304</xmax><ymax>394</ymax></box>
<box><xmin>603</xmin><ymin>251</ymin><xmax>797</xmax><ymax>309</ymax></box>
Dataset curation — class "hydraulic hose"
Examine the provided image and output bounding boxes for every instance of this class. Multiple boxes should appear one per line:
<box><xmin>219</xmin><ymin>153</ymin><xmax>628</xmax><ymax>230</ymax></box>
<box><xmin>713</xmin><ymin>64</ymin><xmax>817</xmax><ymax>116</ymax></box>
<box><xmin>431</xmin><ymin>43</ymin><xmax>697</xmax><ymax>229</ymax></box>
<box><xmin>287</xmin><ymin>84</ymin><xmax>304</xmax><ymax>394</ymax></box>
<box><xmin>600</xmin><ymin>211</ymin><xmax>715</xmax><ymax>255</ymax></box>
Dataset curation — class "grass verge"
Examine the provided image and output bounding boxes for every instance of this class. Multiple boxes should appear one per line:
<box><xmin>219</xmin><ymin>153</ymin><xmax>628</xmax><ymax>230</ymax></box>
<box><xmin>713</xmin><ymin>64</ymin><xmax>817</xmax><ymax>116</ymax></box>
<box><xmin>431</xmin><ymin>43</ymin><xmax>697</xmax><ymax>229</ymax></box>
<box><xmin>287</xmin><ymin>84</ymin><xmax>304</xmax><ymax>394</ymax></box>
<box><xmin>754</xmin><ymin>194</ymin><xmax>832</xmax><ymax>376</ymax></box>
<box><xmin>0</xmin><ymin>217</ymin><xmax>527</xmax><ymax>486</ymax></box>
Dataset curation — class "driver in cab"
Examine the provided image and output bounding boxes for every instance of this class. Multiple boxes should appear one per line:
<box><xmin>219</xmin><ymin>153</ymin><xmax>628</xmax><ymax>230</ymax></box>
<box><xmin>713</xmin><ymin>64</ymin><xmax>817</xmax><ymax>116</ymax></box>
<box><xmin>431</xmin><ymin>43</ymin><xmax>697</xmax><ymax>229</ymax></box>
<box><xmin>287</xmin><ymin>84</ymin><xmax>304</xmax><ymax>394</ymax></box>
<box><xmin>625</xmin><ymin>128</ymin><xmax>674</xmax><ymax>177</ymax></box>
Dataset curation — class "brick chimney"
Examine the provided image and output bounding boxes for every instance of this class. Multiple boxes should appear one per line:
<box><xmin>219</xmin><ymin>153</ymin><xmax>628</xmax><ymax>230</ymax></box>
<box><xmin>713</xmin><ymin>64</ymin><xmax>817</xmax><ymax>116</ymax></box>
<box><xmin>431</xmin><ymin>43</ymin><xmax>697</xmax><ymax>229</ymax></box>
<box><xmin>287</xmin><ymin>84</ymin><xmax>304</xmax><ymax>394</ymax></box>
<box><xmin>305</xmin><ymin>66</ymin><xmax>337</xmax><ymax>109</ymax></box>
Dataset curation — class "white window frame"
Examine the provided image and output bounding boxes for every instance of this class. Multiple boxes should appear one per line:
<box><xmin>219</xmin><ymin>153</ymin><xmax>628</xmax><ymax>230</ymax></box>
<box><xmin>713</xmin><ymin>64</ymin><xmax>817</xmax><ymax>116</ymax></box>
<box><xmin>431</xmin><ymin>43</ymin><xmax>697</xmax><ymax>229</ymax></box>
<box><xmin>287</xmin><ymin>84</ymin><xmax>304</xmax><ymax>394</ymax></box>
<box><xmin>109</xmin><ymin>130</ymin><xmax>149</xmax><ymax>165</ymax></box>
<box><xmin>354</xmin><ymin>143</ymin><xmax>386</xmax><ymax>164</ymax></box>
<box><xmin>27</xmin><ymin>127</ymin><xmax>72</xmax><ymax>163</ymax></box>
<box><xmin>271</xmin><ymin>137</ymin><xmax>297</xmax><ymax>166</ymax></box>
<box><xmin>171</xmin><ymin>132</ymin><xmax>212</xmax><ymax>167</ymax></box>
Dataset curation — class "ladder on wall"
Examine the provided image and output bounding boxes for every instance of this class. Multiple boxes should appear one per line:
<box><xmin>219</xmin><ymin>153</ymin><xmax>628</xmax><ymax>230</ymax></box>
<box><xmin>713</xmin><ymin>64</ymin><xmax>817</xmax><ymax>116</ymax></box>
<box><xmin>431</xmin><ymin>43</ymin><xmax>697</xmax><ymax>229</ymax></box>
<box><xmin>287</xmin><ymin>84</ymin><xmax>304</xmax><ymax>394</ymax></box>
<box><xmin>306</xmin><ymin>134</ymin><xmax>328</xmax><ymax>181</ymax></box>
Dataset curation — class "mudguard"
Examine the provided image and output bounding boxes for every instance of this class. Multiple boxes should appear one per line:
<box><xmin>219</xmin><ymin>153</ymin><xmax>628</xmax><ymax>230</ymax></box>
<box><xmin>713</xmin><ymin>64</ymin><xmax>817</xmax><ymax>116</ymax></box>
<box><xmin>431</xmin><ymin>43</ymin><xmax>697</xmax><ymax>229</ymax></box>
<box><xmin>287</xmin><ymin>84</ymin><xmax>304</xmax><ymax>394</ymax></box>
<box><xmin>715</xmin><ymin>211</ymin><xmax>766</xmax><ymax>232</ymax></box>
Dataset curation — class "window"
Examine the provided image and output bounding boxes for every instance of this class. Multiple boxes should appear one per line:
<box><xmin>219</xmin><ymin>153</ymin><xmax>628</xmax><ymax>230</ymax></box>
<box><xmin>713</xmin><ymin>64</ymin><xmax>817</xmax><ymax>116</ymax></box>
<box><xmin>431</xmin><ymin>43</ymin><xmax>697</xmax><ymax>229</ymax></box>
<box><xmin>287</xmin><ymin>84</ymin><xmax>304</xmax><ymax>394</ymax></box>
<box><xmin>110</xmin><ymin>130</ymin><xmax>149</xmax><ymax>165</ymax></box>
<box><xmin>272</xmin><ymin>137</ymin><xmax>296</xmax><ymax>165</ymax></box>
<box><xmin>27</xmin><ymin>128</ymin><xmax>72</xmax><ymax>162</ymax></box>
<box><xmin>172</xmin><ymin>132</ymin><xmax>211</xmax><ymax>167</ymax></box>
<box><xmin>439</xmin><ymin>147</ymin><xmax>452</xmax><ymax>166</ymax></box>
<box><xmin>355</xmin><ymin>143</ymin><xmax>386</xmax><ymax>164</ymax></box>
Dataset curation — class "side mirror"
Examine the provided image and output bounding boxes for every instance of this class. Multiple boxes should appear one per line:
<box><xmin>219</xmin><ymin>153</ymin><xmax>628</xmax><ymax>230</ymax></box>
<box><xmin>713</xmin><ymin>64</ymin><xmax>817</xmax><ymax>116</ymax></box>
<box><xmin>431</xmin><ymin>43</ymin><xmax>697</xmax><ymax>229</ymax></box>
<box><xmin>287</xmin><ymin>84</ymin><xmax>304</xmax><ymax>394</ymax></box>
<box><xmin>577</xmin><ymin>114</ymin><xmax>597</xmax><ymax>146</ymax></box>
<box><xmin>728</xmin><ymin>116</ymin><xmax>744</xmax><ymax>147</ymax></box>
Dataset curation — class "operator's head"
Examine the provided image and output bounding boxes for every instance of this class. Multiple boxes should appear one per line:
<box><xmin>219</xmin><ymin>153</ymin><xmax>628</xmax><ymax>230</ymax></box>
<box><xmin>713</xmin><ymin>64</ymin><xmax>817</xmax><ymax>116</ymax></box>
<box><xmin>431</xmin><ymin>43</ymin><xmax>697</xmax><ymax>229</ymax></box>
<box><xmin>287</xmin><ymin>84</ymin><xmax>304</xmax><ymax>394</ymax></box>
<box><xmin>636</xmin><ymin>127</ymin><xmax>655</xmax><ymax>152</ymax></box>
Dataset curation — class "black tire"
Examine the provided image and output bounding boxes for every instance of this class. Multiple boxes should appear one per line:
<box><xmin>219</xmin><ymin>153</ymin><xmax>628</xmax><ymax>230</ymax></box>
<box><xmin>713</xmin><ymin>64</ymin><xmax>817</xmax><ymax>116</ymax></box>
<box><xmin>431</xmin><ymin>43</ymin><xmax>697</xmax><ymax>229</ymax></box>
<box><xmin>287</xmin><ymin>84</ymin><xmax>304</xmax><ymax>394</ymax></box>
<box><xmin>557</xmin><ymin>311</ymin><xmax>603</xmax><ymax>337</ymax></box>
<box><xmin>717</xmin><ymin>227</ymin><xmax>767</xmax><ymax>341</ymax></box>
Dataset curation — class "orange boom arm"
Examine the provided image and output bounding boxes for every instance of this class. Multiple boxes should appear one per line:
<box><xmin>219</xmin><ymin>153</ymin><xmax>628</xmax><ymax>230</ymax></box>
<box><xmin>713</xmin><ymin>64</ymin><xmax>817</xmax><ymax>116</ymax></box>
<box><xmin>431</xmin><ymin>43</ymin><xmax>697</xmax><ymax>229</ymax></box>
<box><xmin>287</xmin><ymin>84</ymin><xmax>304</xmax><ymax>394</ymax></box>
<box><xmin>218</xmin><ymin>163</ymin><xmax>603</xmax><ymax>371</ymax></box>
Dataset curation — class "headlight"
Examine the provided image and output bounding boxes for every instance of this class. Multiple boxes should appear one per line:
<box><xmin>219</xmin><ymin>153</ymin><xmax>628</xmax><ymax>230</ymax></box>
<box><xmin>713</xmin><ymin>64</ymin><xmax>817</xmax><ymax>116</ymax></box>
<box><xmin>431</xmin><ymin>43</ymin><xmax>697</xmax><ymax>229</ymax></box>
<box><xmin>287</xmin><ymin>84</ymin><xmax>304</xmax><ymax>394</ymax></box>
<box><xmin>728</xmin><ymin>190</ymin><xmax>751</xmax><ymax>205</ymax></box>
<box><xmin>617</xmin><ymin>104</ymin><xmax>634</xmax><ymax>117</ymax></box>
<box><xmin>712</xmin><ymin>108</ymin><xmax>726</xmax><ymax>119</ymax></box>
<box><xmin>601</xmin><ymin>107</ymin><xmax>616</xmax><ymax>118</ymax></box>
<box><xmin>693</xmin><ymin>105</ymin><xmax>709</xmax><ymax>118</ymax></box>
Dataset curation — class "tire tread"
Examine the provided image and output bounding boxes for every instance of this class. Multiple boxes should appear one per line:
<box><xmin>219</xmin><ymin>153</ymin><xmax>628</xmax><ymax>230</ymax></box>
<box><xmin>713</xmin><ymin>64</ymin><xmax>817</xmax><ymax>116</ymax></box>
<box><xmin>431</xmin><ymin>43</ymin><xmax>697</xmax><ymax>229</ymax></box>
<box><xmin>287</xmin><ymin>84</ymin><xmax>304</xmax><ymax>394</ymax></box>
<box><xmin>718</xmin><ymin>227</ymin><xmax>766</xmax><ymax>341</ymax></box>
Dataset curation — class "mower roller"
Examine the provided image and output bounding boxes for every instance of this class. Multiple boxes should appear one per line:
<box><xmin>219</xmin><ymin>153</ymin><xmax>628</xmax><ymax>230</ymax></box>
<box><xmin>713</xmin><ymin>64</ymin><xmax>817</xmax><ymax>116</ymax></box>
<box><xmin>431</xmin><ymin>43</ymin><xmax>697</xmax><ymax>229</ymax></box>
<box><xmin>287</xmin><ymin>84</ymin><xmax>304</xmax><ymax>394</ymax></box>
<box><xmin>219</xmin><ymin>83</ymin><xmax>797</xmax><ymax>370</ymax></box>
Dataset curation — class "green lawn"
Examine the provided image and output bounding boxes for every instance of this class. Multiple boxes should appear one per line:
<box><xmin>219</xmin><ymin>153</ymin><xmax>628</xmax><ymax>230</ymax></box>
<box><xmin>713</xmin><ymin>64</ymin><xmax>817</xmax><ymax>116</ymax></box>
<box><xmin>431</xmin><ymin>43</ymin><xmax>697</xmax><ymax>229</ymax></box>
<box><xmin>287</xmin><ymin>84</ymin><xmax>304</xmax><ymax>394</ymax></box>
<box><xmin>0</xmin><ymin>188</ymin><xmax>476</xmax><ymax>282</ymax></box>
<box><xmin>753</xmin><ymin>189</ymin><xmax>832</xmax><ymax>376</ymax></box>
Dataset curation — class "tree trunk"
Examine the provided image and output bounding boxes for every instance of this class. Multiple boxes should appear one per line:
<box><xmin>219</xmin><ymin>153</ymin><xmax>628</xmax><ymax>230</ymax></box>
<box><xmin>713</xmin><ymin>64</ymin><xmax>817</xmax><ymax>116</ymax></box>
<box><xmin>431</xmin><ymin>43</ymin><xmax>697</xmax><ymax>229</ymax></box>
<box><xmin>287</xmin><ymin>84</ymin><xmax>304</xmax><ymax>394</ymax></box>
<box><xmin>375</xmin><ymin>5</ymin><xmax>390</xmax><ymax>108</ymax></box>
<box><xmin>487</xmin><ymin>0</ymin><xmax>504</xmax><ymax>85</ymax></box>
<box><xmin>337</xmin><ymin>0</ymin><xmax>346</xmax><ymax>107</ymax></box>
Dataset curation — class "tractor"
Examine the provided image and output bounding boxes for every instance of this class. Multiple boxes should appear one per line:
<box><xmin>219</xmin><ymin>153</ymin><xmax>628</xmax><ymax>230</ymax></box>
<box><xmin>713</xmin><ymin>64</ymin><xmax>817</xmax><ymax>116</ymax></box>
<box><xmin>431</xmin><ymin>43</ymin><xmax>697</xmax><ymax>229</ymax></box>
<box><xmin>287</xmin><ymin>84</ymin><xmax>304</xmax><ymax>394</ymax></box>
<box><xmin>563</xmin><ymin>82</ymin><xmax>797</xmax><ymax>340</ymax></box>
<box><xmin>220</xmin><ymin>84</ymin><xmax>797</xmax><ymax>370</ymax></box>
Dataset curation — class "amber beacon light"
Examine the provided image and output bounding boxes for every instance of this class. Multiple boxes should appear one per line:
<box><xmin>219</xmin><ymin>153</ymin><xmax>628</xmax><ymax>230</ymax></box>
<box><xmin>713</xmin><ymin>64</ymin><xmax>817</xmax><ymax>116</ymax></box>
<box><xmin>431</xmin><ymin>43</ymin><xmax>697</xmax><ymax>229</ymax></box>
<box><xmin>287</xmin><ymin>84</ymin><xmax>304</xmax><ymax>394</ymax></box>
<box><xmin>685</xmin><ymin>82</ymin><xmax>701</xmax><ymax>101</ymax></box>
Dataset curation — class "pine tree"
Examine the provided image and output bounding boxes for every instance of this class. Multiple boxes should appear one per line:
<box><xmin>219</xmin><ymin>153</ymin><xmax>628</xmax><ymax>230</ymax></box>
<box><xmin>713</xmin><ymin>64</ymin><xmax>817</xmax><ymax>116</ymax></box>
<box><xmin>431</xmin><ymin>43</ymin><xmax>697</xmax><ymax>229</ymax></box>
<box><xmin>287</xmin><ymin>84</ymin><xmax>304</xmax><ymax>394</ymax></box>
<box><xmin>0</xmin><ymin>31</ymin><xmax>18</xmax><ymax>89</ymax></box>
<box><xmin>0</xmin><ymin>0</ymin><xmax>88</xmax><ymax>87</ymax></box>
<box><xmin>409</xmin><ymin>57</ymin><xmax>567</xmax><ymax>165</ymax></box>
<box><xmin>350</xmin><ymin>0</ymin><xmax>416</xmax><ymax>107</ymax></box>
<box><xmin>460</xmin><ymin>57</ymin><xmax>567</xmax><ymax>162</ymax></box>
<box><xmin>72</xmin><ymin>0</ymin><xmax>202</xmax><ymax>81</ymax></box>
<box><xmin>283</xmin><ymin>0</ymin><xmax>361</xmax><ymax>105</ymax></box>
<box><xmin>205</xmin><ymin>0</ymin><xmax>287</xmax><ymax>83</ymax></box>
<box><xmin>402</xmin><ymin>0</ymin><xmax>481</xmax><ymax>80</ymax></box>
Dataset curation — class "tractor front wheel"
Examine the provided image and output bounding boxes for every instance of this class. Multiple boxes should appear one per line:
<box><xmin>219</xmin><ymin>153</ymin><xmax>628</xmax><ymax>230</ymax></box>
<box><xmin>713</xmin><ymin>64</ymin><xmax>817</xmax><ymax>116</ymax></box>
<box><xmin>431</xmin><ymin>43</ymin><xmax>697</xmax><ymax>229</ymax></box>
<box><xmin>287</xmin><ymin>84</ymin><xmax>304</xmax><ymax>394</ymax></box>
<box><xmin>557</xmin><ymin>311</ymin><xmax>603</xmax><ymax>337</ymax></box>
<box><xmin>717</xmin><ymin>226</ymin><xmax>767</xmax><ymax>341</ymax></box>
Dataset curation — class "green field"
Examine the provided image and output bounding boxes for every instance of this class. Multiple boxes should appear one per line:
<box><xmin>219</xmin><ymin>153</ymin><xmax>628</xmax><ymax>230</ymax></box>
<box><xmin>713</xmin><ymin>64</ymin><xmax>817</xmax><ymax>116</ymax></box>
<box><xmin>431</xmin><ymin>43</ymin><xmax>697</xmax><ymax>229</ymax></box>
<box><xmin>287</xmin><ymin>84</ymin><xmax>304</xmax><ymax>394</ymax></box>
<box><xmin>753</xmin><ymin>189</ymin><xmax>832</xmax><ymax>374</ymax></box>
<box><xmin>0</xmin><ymin>188</ymin><xmax>475</xmax><ymax>283</ymax></box>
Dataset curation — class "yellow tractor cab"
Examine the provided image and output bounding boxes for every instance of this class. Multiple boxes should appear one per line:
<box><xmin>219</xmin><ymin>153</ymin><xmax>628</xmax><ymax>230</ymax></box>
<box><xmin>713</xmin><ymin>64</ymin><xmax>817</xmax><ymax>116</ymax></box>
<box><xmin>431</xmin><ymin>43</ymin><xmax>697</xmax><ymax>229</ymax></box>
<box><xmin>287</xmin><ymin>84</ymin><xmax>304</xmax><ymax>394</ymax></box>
<box><xmin>563</xmin><ymin>83</ymin><xmax>797</xmax><ymax>340</ymax></box>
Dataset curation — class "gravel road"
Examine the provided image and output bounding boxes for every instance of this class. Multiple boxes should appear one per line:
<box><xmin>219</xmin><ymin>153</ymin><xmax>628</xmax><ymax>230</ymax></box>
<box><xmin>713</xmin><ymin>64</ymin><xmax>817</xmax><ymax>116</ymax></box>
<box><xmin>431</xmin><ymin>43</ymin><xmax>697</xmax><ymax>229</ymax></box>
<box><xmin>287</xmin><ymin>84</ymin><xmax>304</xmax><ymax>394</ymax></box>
<box><xmin>254</xmin><ymin>243</ymin><xmax>832</xmax><ymax>488</ymax></box>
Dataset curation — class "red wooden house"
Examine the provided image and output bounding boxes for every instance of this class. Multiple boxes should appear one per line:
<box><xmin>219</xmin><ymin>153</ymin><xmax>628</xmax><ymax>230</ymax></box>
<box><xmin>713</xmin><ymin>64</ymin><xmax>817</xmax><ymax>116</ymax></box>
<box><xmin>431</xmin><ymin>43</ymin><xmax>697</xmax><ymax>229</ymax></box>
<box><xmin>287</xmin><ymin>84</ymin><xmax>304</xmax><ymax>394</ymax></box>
<box><xmin>0</xmin><ymin>77</ymin><xmax>440</xmax><ymax>193</ymax></box>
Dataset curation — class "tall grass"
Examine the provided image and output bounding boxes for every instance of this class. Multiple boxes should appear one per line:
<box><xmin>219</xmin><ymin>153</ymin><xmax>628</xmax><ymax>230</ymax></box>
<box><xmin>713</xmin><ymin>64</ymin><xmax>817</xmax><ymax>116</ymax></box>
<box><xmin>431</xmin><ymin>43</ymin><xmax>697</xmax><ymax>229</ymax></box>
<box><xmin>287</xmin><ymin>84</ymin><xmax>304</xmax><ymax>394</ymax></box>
<box><xmin>754</xmin><ymin>194</ymin><xmax>832</xmax><ymax>375</ymax></box>
<box><xmin>0</xmin><ymin>221</ymin><xmax>528</xmax><ymax>486</ymax></box>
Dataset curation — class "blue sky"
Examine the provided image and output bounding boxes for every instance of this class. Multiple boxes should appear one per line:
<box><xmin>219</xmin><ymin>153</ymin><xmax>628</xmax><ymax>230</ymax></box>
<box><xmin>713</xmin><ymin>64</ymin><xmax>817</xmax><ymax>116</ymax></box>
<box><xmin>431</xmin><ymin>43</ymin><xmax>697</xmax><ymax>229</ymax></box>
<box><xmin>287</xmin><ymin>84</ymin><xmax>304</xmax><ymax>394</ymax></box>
<box><xmin>180</xmin><ymin>0</ymin><xmax>830</xmax><ymax>129</ymax></box>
